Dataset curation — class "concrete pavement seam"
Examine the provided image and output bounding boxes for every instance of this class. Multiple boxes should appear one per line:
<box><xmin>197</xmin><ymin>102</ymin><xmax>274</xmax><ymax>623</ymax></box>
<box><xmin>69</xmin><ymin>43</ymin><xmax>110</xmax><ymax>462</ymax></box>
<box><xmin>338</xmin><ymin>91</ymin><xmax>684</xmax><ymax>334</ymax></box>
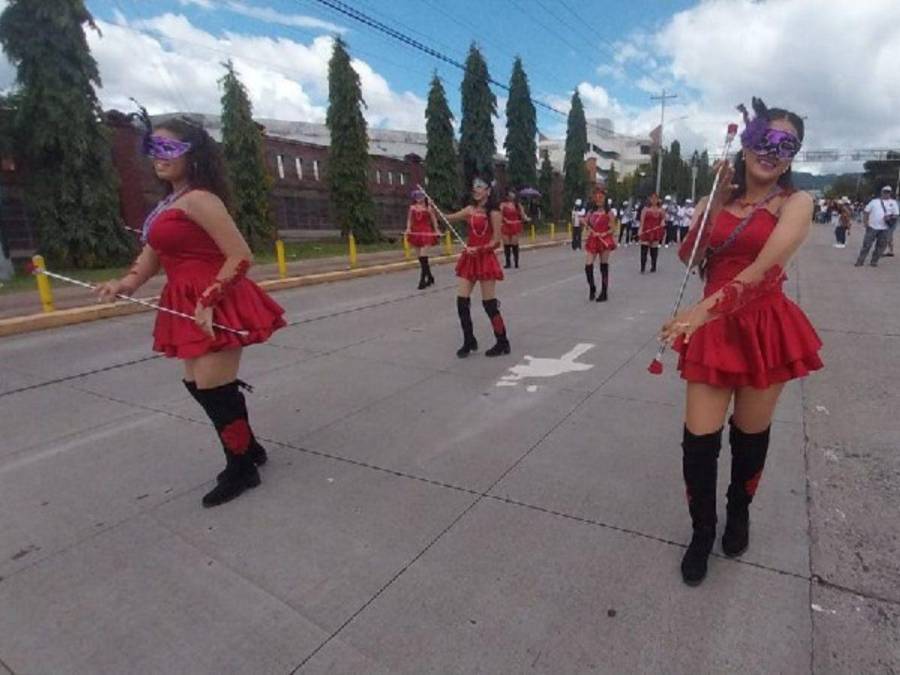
<box><xmin>809</xmin><ymin>575</ymin><xmax>900</xmax><ymax>608</ymax></box>
<box><xmin>0</xmin><ymin>653</ymin><xmax>14</xmax><ymax>675</ymax></box>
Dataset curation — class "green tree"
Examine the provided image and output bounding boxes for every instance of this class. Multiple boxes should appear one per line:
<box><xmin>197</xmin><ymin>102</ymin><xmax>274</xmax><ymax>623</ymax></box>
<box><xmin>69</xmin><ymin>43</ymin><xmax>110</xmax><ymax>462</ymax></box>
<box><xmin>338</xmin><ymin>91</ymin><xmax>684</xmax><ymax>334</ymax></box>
<box><xmin>424</xmin><ymin>73</ymin><xmax>460</xmax><ymax>211</ymax></box>
<box><xmin>0</xmin><ymin>0</ymin><xmax>131</xmax><ymax>267</ymax></box>
<box><xmin>863</xmin><ymin>152</ymin><xmax>900</xmax><ymax>197</ymax></box>
<box><xmin>219</xmin><ymin>60</ymin><xmax>274</xmax><ymax>251</ymax></box>
<box><xmin>696</xmin><ymin>150</ymin><xmax>712</xmax><ymax>197</ymax></box>
<box><xmin>326</xmin><ymin>37</ymin><xmax>378</xmax><ymax>242</ymax></box>
<box><xmin>459</xmin><ymin>43</ymin><xmax>497</xmax><ymax>189</ymax></box>
<box><xmin>562</xmin><ymin>89</ymin><xmax>587</xmax><ymax>214</ymax></box>
<box><xmin>538</xmin><ymin>149</ymin><xmax>554</xmax><ymax>222</ymax></box>
<box><xmin>504</xmin><ymin>56</ymin><xmax>536</xmax><ymax>190</ymax></box>
<box><xmin>605</xmin><ymin>162</ymin><xmax>619</xmax><ymax>204</ymax></box>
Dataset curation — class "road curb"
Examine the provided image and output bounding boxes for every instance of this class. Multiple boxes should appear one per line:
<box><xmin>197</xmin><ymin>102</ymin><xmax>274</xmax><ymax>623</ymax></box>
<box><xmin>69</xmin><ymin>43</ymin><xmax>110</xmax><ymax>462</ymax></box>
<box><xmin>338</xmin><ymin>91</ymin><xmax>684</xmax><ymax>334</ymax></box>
<box><xmin>0</xmin><ymin>239</ymin><xmax>564</xmax><ymax>338</ymax></box>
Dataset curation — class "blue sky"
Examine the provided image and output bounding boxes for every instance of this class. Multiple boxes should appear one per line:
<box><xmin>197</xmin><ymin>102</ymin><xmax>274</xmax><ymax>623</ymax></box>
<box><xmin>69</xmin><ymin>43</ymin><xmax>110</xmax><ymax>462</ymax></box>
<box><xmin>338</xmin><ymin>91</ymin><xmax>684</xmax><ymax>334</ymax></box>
<box><xmin>84</xmin><ymin>0</ymin><xmax>695</xmax><ymax>135</ymax></box>
<box><xmin>2</xmin><ymin>0</ymin><xmax>899</xmax><ymax>172</ymax></box>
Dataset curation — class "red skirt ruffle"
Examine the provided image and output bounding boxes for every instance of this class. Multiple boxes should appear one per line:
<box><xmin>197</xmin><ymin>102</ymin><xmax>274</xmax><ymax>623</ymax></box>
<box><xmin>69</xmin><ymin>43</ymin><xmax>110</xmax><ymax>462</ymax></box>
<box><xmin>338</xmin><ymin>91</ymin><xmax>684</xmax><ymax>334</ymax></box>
<box><xmin>676</xmin><ymin>293</ymin><xmax>822</xmax><ymax>389</ymax></box>
<box><xmin>586</xmin><ymin>232</ymin><xmax>617</xmax><ymax>254</ymax></box>
<box><xmin>501</xmin><ymin>220</ymin><xmax>524</xmax><ymax>237</ymax></box>
<box><xmin>640</xmin><ymin>227</ymin><xmax>665</xmax><ymax>244</ymax></box>
<box><xmin>152</xmin><ymin>276</ymin><xmax>286</xmax><ymax>359</ymax></box>
<box><xmin>455</xmin><ymin>249</ymin><xmax>505</xmax><ymax>282</ymax></box>
<box><xmin>407</xmin><ymin>230</ymin><xmax>439</xmax><ymax>248</ymax></box>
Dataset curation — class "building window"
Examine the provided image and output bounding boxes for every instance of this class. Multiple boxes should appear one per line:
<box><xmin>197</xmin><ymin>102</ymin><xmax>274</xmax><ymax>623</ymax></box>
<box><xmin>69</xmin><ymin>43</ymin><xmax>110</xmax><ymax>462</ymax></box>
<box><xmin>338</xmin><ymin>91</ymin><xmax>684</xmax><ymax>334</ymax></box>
<box><xmin>399</xmin><ymin>172</ymin><xmax>406</xmax><ymax>186</ymax></box>
<box><xmin>313</xmin><ymin>159</ymin><xmax>320</xmax><ymax>181</ymax></box>
<box><xmin>295</xmin><ymin>157</ymin><xmax>303</xmax><ymax>180</ymax></box>
<box><xmin>376</xmin><ymin>169</ymin><xmax>382</xmax><ymax>184</ymax></box>
<box><xmin>276</xmin><ymin>154</ymin><xmax>285</xmax><ymax>179</ymax></box>
<box><xmin>387</xmin><ymin>171</ymin><xmax>393</xmax><ymax>186</ymax></box>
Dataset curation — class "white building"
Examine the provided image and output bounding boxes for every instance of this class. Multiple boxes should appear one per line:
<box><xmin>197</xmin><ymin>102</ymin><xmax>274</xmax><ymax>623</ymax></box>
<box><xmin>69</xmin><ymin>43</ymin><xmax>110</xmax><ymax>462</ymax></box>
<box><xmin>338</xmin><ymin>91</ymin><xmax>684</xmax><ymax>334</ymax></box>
<box><xmin>538</xmin><ymin>117</ymin><xmax>653</xmax><ymax>180</ymax></box>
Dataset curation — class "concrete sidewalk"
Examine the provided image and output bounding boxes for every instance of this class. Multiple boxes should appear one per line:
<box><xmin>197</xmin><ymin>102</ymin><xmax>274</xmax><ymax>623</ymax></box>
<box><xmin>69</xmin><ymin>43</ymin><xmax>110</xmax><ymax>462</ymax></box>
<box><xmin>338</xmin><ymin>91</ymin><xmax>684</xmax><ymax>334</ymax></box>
<box><xmin>0</xmin><ymin>227</ymin><xmax>896</xmax><ymax>673</ymax></box>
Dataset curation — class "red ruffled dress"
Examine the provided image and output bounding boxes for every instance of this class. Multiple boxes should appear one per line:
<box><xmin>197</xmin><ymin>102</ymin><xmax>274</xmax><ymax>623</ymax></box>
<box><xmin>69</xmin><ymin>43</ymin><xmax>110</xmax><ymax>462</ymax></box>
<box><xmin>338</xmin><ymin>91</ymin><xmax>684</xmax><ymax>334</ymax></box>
<box><xmin>676</xmin><ymin>209</ymin><xmax>823</xmax><ymax>389</ymax></box>
<box><xmin>407</xmin><ymin>207</ymin><xmax>439</xmax><ymax>248</ymax></box>
<box><xmin>455</xmin><ymin>210</ymin><xmax>504</xmax><ymax>282</ymax></box>
<box><xmin>147</xmin><ymin>208</ymin><xmax>286</xmax><ymax>359</ymax></box>
<box><xmin>640</xmin><ymin>209</ymin><xmax>665</xmax><ymax>244</ymax></box>
<box><xmin>500</xmin><ymin>203</ymin><xmax>524</xmax><ymax>237</ymax></box>
<box><xmin>585</xmin><ymin>212</ymin><xmax>617</xmax><ymax>254</ymax></box>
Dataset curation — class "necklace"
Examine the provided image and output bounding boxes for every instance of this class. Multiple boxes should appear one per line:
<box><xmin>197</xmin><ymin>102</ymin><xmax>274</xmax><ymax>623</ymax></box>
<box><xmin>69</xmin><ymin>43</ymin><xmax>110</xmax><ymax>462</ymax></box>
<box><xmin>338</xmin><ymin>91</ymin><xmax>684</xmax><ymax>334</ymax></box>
<box><xmin>141</xmin><ymin>186</ymin><xmax>190</xmax><ymax>242</ymax></box>
<box><xmin>470</xmin><ymin>208</ymin><xmax>489</xmax><ymax>238</ymax></box>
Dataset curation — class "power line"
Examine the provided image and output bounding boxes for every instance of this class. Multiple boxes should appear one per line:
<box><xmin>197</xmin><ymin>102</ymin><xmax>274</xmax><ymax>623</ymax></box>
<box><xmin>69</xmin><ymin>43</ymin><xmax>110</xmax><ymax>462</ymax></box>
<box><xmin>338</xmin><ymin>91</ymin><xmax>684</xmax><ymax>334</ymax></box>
<box><xmin>305</xmin><ymin>0</ymin><xmax>646</xmax><ymax>141</ymax></box>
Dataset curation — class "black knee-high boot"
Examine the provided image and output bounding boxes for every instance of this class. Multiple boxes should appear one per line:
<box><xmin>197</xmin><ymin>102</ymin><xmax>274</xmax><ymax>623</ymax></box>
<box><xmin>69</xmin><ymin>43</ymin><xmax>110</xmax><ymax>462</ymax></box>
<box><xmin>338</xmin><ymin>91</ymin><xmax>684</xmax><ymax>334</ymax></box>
<box><xmin>456</xmin><ymin>296</ymin><xmax>478</xmax><ymax>357</ymax></box>
<box><xmin>640</xmin><ymin>245</ymin><xmax>648</xmax><ymax>273</ymax></box>
<box><xmin>585</xmin><ymin>264</ymin><xmax>596</xmax><ymax>300</ymax></box>
<box><xmin>722</xmin><ymin>420</ymin><xmax>771</xmax><ymax>557</ymax></box>
<box><xmin>423</xmin><ymin>256</ymin><xmax>434</xmax><ymax>285</ymax></box>
<box><xmin>417</xmin><ymin>256</ymin><xmax>429</xmax><ymax>289</ymax></box>
<box><xmin>597</xmin><ymin>263</ymin><xmax>609</xmax><ymax>302</ymax></box>
<box><xmin>193</xmin><ymin>381</ymin><xmax>262</xmax><ymax>508</ymax></box>
<box><xmin>650</xmin><ymin>246</ymin><xmax>659</xmax><ymax>272</ymax></box>
<box><xmin>681</xmin><ymin>425</ymin><xmax>722</xmax><ymax>586</ymax></box>
<box><xmin>503</xmin><ymin>245</ymin><xmax>512</xmax><ymax>268</ymax></box>
<box><xmin>184</xmin><ymin>380</ymin><xmax>267</xmax><ymax>473</ymax></box>
<box><xmin>512</xmin><ymin>244</ymin><xmax>520</xmax><ymax>268</ymax></box>
<box><xmin>483</xmin><ymin>298</ymin><xmax>511</xmax><ymax>356</ymax></box>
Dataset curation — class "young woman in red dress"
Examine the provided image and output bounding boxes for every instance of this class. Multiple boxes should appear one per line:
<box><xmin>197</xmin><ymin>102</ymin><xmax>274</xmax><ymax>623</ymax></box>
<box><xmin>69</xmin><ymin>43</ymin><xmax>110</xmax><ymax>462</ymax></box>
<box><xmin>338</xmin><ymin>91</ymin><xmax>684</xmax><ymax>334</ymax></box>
<box><xmin>659</xmin><ymin>98</ymin><xmax>823</xmax><ymax>585</ymax></box>
<box><xmin>582</xmin><ymin>193</ymin><xmax>617</xmax><ymax>302</ymax></box>
<box><xmin>638</xmin><ymin>193</ymin><xmax>665</xmax><ymax>273</ymax></box>
<box><xmin>438</xmin><ymin>177</ymin><xmax>510</xmax><ymax>357</ymax></box>
<box><xmin>96</xmin><ymin>119</ymin><xmax>286</xmax><ymax>508</ymax></box>
<box><xmin>499</xmin><ymin>188</ymin><xmax>528</xmax><ymax>269</ymax></box>
<box><xmin>404</xmin><ymin>189</ymin><xmax>440</xmax><ymax>289</ymax></box>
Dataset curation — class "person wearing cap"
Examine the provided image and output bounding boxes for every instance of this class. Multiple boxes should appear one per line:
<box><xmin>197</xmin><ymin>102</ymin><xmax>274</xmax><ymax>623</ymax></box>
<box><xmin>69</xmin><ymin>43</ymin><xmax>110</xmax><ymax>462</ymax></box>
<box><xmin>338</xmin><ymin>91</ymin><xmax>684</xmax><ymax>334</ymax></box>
<box><xmin>855</xmin><ymin>186</ymin><xmax>899</xmax><ymax>266</ymax></box>
<box><xmin>664</xmin><ymin>195</ymin><xmax>679</xmax><ymax>247</ymax></box>
<box><xmin>571</xmin><ymin>198</ymin><xmax>585</xmax><ymax>250</ymax></box>
<box><xmin>833</xmin><ymin>197</ymin><xmax>852</xmax><ymax>248</ymax></box>
<box><xmin>404</xmin><ymin>189</ymin><xmax>441</xmax><ymax>288</ymax></box>
<box><xmin>678</xmin><ymin>198</ymin><xmax>695</xmax><ymax>243</ymax></box>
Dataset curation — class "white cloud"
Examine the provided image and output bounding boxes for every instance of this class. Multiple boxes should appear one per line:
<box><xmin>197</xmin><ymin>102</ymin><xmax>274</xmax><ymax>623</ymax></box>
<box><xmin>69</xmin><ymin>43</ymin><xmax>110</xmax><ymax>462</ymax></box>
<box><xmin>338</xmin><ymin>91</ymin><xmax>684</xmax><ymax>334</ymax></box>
<box><xmin>82</xmin><ymin>11</ymin><xmax>424</xmax><ymax>131</ymax></box>
<box><xmin>651</xmin><ymin>0</ymin><xmax>900</xmax><ymax>164</ymax></box>
<box><xmin>219</xmin><ymin>1</ymin><xmax>345</xmax><ymax>34</ymax></box>
<box><xmin>177</xmin><ymin>0</ymin><xmax>214</xmax><ymax>8</ymax></box>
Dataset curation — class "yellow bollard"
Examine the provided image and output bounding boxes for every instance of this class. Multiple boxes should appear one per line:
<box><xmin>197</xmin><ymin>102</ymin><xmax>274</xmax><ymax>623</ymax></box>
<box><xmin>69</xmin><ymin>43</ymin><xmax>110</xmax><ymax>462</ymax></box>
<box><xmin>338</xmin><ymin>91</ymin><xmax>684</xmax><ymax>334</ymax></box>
<box><xmin>567</xmin><ymin>221</ymin><xmax>572</xmax><ymax>238</ymax></box>
<box><xmin>550</xmin><ymin>222</ymin><xmax>556</xmax><ymax>239</ymax></box>
<box><xmin>402</xmin><ymin>233</ymin><xmax>411</xmax><ymax>259</ymax></box>
<box><xmin>32</xmin><ymin>255</ymin><xmax>55</xmax><ymax>313</ymax></box>
<box><xmin>444</xmin><ymin>230</ymin><xmax>453</xmax><ymax>256</ymax></box>
<box><xmin>275</xmin><ymin>239</ymin><xmax>287</xmax><ymax>279</ymax></box>
<box><xmin>530</xmin><ymin>223</ymin><xmax>536</xmax><ymax>242</ymax></box>
<box><xmin>348</xmin><ymin>232</ymin><xmax>358</xmax><ymax>268</ymax></box>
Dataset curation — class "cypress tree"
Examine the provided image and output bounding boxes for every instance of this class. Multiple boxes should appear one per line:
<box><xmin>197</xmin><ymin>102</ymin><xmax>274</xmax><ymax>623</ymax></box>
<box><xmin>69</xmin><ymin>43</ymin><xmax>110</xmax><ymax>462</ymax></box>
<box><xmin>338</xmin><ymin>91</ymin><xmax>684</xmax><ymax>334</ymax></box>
<box><xmin>504</xmin><ymin>57</ymin><xmax>536</xmax><ymax>190</ymax></box>
<box><xmin>538</xmin><ymin>149</ymin><xmax>554</xmax><ymax>221</ymax></box>
<box><xmin>424</xmin><ymin>73</ymin><xmax>460</xmax><ymax>211</ymax></box>
<box><xmin>0</xmin><ymin>0</ymin><xmax>131</xmax><ymax>267</ymax></box>
<box><xmin>697</xmin><ymin>150</ymin><xmax>712</xmax><ymax>196</ymax></box>
<box><xmin>562</xmin><ymin>90</ymin><xmax>588</xmax><ymax>215</ymax></box>
<box><xmin>219</xmin><ymin>60</ymin><xmax>274</xmax><ymax>251</ymax></box>
<box><xmin>459</xmin><ymin>43</ymin><xmax>497</xmax><ymax>190</ymax></box>
<box><xmin>606</xmin><ymin>162</ymin><xmax>619</xmax><ymax>205</ymax></box>
<box><xmin>326</xmin><ymin>37</ymin><xmax>378</xmax><ymax>243</ymax></box>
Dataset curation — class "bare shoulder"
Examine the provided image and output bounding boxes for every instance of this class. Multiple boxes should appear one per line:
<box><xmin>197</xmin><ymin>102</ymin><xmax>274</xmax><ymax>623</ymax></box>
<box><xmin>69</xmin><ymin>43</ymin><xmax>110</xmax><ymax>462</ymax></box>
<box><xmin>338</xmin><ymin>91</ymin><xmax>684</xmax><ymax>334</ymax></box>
<box><xmin>183</xmin><ymin>189</ymin><xmax>226</xmax><ymax>213</ymax></box>
<box><xmin>786</xmin><ymin>190</ymin><xmax>813</xmax><ymax>209</ymax></box>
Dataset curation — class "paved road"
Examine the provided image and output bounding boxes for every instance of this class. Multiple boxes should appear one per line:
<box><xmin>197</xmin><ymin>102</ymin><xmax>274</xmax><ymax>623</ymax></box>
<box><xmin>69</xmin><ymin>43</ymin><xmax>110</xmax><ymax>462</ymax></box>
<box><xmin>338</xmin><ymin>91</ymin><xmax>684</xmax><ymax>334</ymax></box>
<box><xmin>0</xmin><ymin>227</ymin><xmax>896</xmax><ymax>674</ymax></box>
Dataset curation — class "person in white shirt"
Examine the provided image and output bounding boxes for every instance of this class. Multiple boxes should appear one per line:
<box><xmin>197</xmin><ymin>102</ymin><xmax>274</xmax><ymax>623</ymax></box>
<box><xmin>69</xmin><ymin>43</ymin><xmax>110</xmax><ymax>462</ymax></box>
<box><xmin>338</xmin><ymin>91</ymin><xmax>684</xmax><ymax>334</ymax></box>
<box><xmin>571</xmin><ymin>198</ymin><xmax>586</xmax><ymax>250</ymax></box>
<box><xmin>678</xmin><ymin>199</ymin><xmax>695</xmax><ymax>242</ymax></box>
<box><xmin>855</xmin><ymin>186</ymin><xmax>900</xmax><ymax>267</ymax></box>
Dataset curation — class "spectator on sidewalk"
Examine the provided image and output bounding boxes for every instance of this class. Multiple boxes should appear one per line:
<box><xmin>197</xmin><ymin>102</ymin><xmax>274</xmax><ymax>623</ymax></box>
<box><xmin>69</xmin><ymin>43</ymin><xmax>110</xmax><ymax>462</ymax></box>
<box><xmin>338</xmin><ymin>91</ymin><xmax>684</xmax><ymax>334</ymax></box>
<box><xmin>855</xmin><ymin>186</ymin><xmax>899</xmax><ymax>267</ymax></box>
<box><xmin>571</xmin><ymin>198</ymin><xmax>585</xmax><ymax>250</ymax></box>
<box><xmin>833</xmin><ymin>197</ymin><xmax>852</xmax><ymax>248</ymax></box>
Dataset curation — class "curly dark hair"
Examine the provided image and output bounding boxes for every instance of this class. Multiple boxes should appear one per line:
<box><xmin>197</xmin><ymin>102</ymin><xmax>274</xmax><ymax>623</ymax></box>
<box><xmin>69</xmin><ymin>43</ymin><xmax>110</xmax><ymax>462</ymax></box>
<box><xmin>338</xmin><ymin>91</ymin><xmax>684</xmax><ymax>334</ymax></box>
<box><xmin>730</xmin><ymin>98</ymin><xmax>805</xmax><ymax>203</ymax></box>
<box><xmin>155</xmin><ymin>117</ymin><xmax>233</xmax><ymax>211</ymax></box>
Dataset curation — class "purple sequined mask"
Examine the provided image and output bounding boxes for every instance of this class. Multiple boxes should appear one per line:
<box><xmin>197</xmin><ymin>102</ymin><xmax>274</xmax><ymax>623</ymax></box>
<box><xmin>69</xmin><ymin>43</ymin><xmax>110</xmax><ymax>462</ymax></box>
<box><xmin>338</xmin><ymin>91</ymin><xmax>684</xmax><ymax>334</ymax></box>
<box><xmin>737</xmin><ymin>99</ymin><xmax>801</xmax><ymax>161</ymax></box>
<box><xmin>145</xmin><ymin>135</ymin><xmax>192</xmax><ymax>160</ymax></box>
<box><xmin>746</xmin><ymin>128</ymin><xmax>802</xmax><ymax>161</ymax></box>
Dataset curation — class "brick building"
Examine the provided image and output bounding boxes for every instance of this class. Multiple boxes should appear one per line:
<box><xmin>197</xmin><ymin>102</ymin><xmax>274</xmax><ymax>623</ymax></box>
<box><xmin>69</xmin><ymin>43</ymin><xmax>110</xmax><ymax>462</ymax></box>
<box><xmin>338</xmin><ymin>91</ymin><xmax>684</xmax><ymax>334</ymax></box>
<box><xmin>0</xmin><ymin>110</ymin><xmax>564</xmax><ymax>261</ymax></box>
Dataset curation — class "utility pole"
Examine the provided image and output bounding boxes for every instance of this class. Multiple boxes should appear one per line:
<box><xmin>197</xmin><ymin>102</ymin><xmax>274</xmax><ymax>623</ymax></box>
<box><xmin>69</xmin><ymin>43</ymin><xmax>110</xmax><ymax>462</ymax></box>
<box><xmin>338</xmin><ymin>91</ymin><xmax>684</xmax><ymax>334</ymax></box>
<box><xmin>691</xmin><ymin>161</ymin><xmax>698</xmax><ymax>203</ymax></box>
<box><xmin>650</xmin><ymin>89</ymin><xmax>678</xmax><ymax>197</ymax></box>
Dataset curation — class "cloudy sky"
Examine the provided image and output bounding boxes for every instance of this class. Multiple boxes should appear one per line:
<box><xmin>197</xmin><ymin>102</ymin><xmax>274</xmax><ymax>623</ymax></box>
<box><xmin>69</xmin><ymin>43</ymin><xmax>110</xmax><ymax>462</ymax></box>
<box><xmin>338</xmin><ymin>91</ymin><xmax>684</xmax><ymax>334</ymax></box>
<box><xmin>1</xmin><ymin>0</ymin><xmax>898</xmax><ymax>174</ymax></box>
